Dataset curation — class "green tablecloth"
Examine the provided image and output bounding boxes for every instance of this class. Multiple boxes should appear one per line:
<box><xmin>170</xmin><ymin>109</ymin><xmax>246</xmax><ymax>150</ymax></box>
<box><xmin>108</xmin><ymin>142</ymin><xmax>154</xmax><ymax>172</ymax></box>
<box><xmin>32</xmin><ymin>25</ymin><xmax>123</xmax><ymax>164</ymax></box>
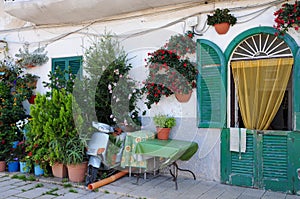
<box><xmin>120</xmin><ymin>130</ymin><xmax>156</xmax><ymax>168</ymax></box>
<box><xmin>135</xmin><ymin>139</ymin><xmax>198</xmax><ymax>165</ymax></box>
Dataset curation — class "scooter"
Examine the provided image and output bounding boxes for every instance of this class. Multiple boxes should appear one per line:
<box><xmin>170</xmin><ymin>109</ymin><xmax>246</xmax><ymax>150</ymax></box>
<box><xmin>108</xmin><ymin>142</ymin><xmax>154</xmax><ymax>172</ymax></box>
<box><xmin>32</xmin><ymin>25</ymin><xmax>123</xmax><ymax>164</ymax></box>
<box><xmin>85</xmin><ymin>121</ymin><xmax>126</xmax><ymax>186</ymax></box>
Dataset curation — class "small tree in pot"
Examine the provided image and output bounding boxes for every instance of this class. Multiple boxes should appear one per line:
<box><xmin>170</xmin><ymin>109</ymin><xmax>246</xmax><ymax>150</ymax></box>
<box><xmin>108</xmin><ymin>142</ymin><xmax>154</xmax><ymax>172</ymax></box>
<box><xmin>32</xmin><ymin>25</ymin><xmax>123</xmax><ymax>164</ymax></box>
<box><xmin>153</xmin><ymin>114</ymin><xmax>176</xmax><ymax>140</ymax></box>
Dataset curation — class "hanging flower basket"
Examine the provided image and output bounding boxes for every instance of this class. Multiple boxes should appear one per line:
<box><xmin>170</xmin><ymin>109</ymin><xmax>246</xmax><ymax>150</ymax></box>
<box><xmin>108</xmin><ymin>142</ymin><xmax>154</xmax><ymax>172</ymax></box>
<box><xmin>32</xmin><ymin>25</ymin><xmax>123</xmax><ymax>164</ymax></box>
<box><xmin>143</xmin><ymin>48</ymin><xmax>198</xmax><ymax>109</ymax></box>
<box><xmin>175</xmin><ymin>90</ymin><xmax>193</xmax><ymax>103</ymax></box>
<box><xmin>207</xmin><ymin>8</ymin><xmax>237</xmax><ymax>35</ymax></box>
<box><xmin>214</xmin><ymin>22</ymin><xmax>231</xmax><ymax>34</ymax></box>
<box><xmin>274</xmin><ymin>1</ymin><xmax>300</xmax><ymax>36</ymax></box>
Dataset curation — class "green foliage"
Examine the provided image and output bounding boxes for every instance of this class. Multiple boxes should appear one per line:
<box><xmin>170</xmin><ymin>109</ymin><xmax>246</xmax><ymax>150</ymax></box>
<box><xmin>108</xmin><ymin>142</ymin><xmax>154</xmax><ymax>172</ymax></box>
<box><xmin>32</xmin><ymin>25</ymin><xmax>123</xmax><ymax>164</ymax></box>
<box><xmin>274</xmin><ymin>1</ymin><xmax>300</xmax><ymax>35</ymax></box>
<box><xmin>143</xmin><ymin>48</ymin><xmax>197</xmax><ymax>109</ymax></box>
<box><xmin>0</xmin><ymin>59</ymin><xmax>36</xmax><ymax>161</ymax></box>
<box><xmin>207</xmin><ymin>8</ymin><xmax>237</xmax><ymax>26</ymax></box>
<box><xmin>27</xmin><ymin>89</ymin><xmax>85</xmax><ymax>170</ymax></box>
<box><xmin>64</xmin><ymin>136</ymin><xmax>87</xmax><ymax>165</ymax></box>
<box><xmin>82</xmin><ymin>31</ymin><xmax>143</xmax><ymax>128</ymax></box>
<box><xmin>15</xmin><ymin>45</ymin><xmax>49</xmax><ymax>68</ymax></box>
<box><xmin>165</xmin><ymin>31</ymin><xmax>196</xmax><ymax>57</ymax></box>
<box><xmin>153</xmin><ymin>114</ymin><xmax>176</xmax><ymax>128</ymax></box>
<box><xmin>43</xmin><ymin>66</ymin><xmax>76</xmax><ymax>97</ymax></box>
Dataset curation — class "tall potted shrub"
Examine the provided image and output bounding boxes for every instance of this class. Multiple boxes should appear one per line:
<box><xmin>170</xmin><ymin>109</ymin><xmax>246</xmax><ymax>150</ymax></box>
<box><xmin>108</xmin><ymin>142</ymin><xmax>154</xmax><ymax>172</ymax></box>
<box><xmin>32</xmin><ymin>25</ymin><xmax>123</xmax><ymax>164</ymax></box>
<box><xmin>207</xmin><ymin>8</ymin><xmax>237</xmax><ymax>34</ymax></box>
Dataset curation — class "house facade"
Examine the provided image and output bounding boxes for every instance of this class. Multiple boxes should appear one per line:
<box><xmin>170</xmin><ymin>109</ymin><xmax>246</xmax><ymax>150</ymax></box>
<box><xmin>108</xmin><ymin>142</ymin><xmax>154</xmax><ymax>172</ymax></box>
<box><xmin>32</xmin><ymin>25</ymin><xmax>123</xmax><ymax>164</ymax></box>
<box><xmin>1</xmin><ymin>0</ymin><xmax>300</xmax><ymax>194</ymax></box>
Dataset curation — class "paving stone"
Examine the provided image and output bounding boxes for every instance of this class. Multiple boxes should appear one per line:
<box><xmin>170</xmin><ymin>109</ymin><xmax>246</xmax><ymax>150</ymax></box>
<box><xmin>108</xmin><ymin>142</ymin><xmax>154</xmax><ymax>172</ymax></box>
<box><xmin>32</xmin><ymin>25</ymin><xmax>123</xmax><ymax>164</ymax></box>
<box><xmin>286</xmin><ymin>194</ymin><xmax>300</xmax><ymax>199</ymax></box>
<box><xmin>238</xmin><ymin>188</ymin><xmax>265</xmax><ymax>198</ymax></box>
<box><xmin>0</xmin><ymin>178</ymin><xmax>21</xmax><ymax>187</ymax></box>
<box><xmin>15</xmin><ymin>182</ymin><xmax>40</xmax><ymax>191</ymax></box>
<box><xmin>197</xmin><ymin>184</ymin><xmax>225</xmax><ymax>199</ymax></box>
<box><xmin>15</xmin><ymin>187</ymin><xmax>50</xmax><ymax>198</ymax></box>
<box><xmin>53</xmin><ymin>192</ymin><xmax>84</xmax><ymax>199</ymax></box>
<box><xmin>1</xmin><ymin>189</ymin><xmax>24</xmax><ymax>198</ymax></box>
<box><xmin>101</xmin><ymin>184</ymin><xmax>134</xmax><ymax>195</ymax></box>
<box><xmin>216</xmin><ymin>185</ymin><xmax>248</xmax><ymax>199</ymax></box>
<box><xmin>261</xmin><ymin>190</ymin><xmax>286</xmax><ymax>199</ymax></box>
<box><xmin>36</xmin><ymin>195</ymin><xmax>56</xmax><ymax>199</ymax></box>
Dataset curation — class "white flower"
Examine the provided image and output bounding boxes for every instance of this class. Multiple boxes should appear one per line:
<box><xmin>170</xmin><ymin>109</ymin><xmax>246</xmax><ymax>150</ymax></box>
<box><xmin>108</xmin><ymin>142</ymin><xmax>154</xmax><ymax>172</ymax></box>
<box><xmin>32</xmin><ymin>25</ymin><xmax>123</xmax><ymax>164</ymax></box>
<box><xmin>108</xmin><ymin>84</ymin><xmax>112</xmax><ymax>91</ymax></box>
<box><xmin>114</xmin><ymin>69</ymin><xmax>119</xmax><ymax>75</ymax></box>
<box><xmin>116</xmin><ymin>98</ymin><xmax>120</xmax><ymax>102</ymax></box>
<box><xmin>113</xmin><ymin>118</ymin><xmax>117</xmax><ymax>122</ymax></box>
<box><xmin>128</xmin><ymin>94</ymin><xmax>132</xmax><ymax>100</ymax></box>
<box><xmin>110</xmin><ymin>114</ymin><xmax>114</xmax><ymax>118</ymax></box>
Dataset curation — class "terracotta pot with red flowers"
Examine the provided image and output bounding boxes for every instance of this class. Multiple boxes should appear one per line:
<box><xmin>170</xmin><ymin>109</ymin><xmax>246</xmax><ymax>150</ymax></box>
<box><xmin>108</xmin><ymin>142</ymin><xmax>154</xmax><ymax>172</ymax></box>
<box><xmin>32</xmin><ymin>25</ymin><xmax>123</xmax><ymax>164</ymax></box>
<box><xmin>274</xmin><ymin>1</ymin><xmax>300</xmax><ymax>36</ymax></box>
<box><xmin>143</xmin><ymin>36</ymin><xmax>198</xmax><ymax>107</ymax></box>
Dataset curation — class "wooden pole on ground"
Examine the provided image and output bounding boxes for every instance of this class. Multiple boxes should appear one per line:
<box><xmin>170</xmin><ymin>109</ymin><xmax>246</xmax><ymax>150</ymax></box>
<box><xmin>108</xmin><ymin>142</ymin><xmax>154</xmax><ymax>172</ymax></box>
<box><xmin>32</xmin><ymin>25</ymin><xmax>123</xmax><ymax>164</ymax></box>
<box><xmin>87</xmin><ymin>170</ymin><xmax>128</xmax><ymax>190</ymax></box>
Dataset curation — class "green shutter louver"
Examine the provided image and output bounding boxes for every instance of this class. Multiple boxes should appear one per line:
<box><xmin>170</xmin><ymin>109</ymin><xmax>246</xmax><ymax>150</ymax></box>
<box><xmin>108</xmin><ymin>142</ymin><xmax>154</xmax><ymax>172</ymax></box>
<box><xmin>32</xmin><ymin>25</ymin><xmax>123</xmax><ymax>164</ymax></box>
<box><xmin>197</xmin><ymin>39</ymin><xmax>227</xmax><ymax>128</ymax></box>
<box><xmin>52</xmin><ymin>60</ymin><xmax>66</xmax><ymax>72</ymax></box>
<box><xmin>262</xmin><ymin>135</ymin><xmax>288</xmax><ymax>180</ymax></box>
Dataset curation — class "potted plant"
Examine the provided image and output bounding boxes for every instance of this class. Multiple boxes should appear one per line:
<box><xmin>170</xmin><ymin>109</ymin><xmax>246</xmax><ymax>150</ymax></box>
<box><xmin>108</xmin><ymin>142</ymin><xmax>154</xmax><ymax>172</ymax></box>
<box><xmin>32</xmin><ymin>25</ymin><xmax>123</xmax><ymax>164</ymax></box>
<box><xmin>7</xmin><ymin>145</ymin><xmax>21</xmax><ymax>172</ymax></box>
<box><xmin>153</xmin><ymin>114</ymin><xmax>176</xmax><ymax>140</ymax></box>
<box><xmin>165</xmin><ymin>31</ymin><xmax>196</xmax><ymax>58</ymax></box>
<box><xmin>15</xmin><ymin>44</ymin><xmax>49</xmax><ymax>68</ymax></box>
<box><xmin>64</xmin><ymin>136</ymin><xmax>88</xmax><ymax>183</ymax></box>
<box><xmin>143</xmin><ymin>48</ymin><xmax>197</xmax><ymax>106</ymax></box>
<box><xmin>207</xmin><ymin>8</ymin><xmax>237</xmax><ymax>34</ymax></box>
<box><xmin>24</xmin><ymin>73</ymin><xmax>39</xmax><ymax>88</ymax></box>
<box><xmin>0</xmin><ymin>140</ymin><xmax>10</xmax><ymax>171</ymax></box>
<box><xmin>14</xmin><ymin>140</ymin><xmax>30</xmax><ymax>173</ymax></box>
<box><xmin>274</xmin><ymin>1</ymin><xmax>300</xmax><ymax>36</ymax></box>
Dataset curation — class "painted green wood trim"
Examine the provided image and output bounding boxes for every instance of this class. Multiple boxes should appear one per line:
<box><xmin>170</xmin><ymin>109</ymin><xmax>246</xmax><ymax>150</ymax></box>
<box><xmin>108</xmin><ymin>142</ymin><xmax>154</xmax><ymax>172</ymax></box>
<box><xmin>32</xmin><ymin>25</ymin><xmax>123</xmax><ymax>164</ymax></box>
<box><xmin>294</xmin><ymin>48</ymin><xmax>300</xmax><ymax>131</ymax></box>
<box><xmin>197</xmin><ymin>39</ymin><xmax>227</xmax><ymax>128</ymax></box>
<box><xmin>220</xmin><ymin>128</ymin><xmax>231</xmax><ymax>183</ymax></box>
<box><xmin>224</xmin><ymin>26</ymin><xmax>298</xmax><ymax>59</ymax></box>
<box><xmin>288</xmin><ymin>132</ymin><xmax>300</xmax><ymax>195</ymax></box>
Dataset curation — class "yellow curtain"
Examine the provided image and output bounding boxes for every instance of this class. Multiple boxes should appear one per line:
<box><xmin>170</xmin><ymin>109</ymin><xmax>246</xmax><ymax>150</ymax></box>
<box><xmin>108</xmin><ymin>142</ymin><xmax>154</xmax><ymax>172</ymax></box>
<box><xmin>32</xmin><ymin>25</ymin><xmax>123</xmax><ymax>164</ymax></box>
<box><xmin>231</xmin><ymin>58</ymin><xmax>293</xmax><ymax>130</ymax></box>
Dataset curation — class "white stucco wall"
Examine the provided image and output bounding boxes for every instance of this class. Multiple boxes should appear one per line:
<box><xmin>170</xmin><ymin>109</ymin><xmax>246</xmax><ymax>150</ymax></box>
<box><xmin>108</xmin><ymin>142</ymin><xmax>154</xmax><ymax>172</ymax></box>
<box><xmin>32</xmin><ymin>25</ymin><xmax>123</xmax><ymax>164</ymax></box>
<box><xmin>0</xmin><ymin>0</ymin><xmax>299</xmax><ymax>182</ymax></box>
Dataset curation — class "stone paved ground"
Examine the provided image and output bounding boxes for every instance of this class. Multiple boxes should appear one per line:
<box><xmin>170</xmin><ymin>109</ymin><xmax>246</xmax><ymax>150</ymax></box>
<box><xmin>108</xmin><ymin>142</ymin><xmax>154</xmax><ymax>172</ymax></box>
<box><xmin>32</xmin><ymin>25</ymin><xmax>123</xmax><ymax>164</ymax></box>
<box><xmin>1</xmin><ymin>172</ymin><xmax>300</xmax><ymax>199</ymax></box>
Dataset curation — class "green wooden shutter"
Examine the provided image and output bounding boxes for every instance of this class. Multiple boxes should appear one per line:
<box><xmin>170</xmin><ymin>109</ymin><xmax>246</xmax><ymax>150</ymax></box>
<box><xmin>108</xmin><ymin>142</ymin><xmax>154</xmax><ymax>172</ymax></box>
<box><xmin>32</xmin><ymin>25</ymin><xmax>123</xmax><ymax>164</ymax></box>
<box><xmin>197</xmin><ymin>39</ymin><xmax>226</xmax><ymax>128</ymax></box>
<box><xmin>52</xmin><ymin>59</ymin><xmax>67</xmax><ymax>79</ymax></box>
<box><xmin>52</xmin><ymin>56</ymin><xmax>82</xmax><ymax>80</ymax></box>
<box><xmin>68</xmin><ymin>57</ymin><xmax>82</xmax><ymax>78</ymax></box>
<box><xmin>261</xmin><ymin>134</ymin><xmax>290</xmax><ymax>192</ymax></box>
<box><xmin>230</xmin><ymin>131</ymin><xmax>255</xmax><ymax>187</ymax></box>
<box><xmin>294</xmin><ymin>49</ymin><xmax>300</xmax><ymax>131</ymax></box>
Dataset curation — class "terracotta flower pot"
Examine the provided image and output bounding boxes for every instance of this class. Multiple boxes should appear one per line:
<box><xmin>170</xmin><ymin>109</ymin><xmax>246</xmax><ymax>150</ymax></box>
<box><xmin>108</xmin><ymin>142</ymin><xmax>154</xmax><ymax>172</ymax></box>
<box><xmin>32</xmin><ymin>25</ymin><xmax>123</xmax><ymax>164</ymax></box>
<box><xmin>175</xmin><ymin>90</ymin><xmax>192</xmax><ymax>103</ymax></box>
<box><xmin>52</xmin><ymin>163</ymin><xmax>67</xmax><ymax>178</ymax></box>
<box><xmin>157</xmin><ymin>127</ymin><xmax>171</xmax><ymax>140</ymax></box>
<box><xmin>67</xmin><ymin>162</ymin><xmax>88</xmax><ymax>183</ymax></box>
<box><xmin>214</xmin><ymin>22</ymin><xmax>230</xmax><ymax>34</ymax></box>
<box><xmin>0</xmin><ymin>161</ymin><xmax>6</xmax><ymax>172</ymax></box>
